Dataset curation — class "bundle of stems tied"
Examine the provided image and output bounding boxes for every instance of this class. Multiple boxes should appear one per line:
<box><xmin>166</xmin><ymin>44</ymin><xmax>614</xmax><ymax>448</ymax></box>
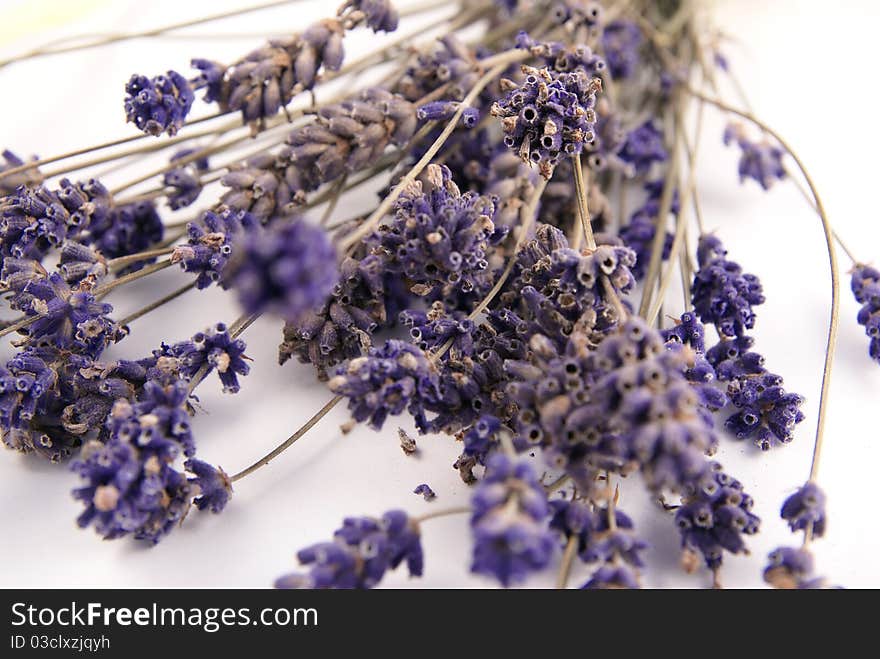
<box><xmin>0</xmin><ymin>0</ymin><xmax>862</xmax><ymax>589</ymax></box>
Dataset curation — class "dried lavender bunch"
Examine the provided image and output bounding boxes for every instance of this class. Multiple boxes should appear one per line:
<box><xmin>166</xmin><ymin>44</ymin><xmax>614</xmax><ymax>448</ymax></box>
<box><xmin>0</xmin><ymin>0</ymin><xmax>859</xmax><ymax>591</ymax></box>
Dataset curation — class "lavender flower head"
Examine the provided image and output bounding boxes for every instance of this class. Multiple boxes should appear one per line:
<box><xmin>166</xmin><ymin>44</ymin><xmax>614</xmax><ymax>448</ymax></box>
<box><xmin>851</xmin><ymin>264</ymin><xmax>880</xmax><ymax>361</ymax></box>
<box><xmin>228</xmin><ymin>217</ymin><xmax>339</xmax><ymax>321</ymax></box>
<box><xmin>124</xmin><ymin>71</ymin><xmax>194</xmax><ymax>137</ymax></box>
<box><xmin>371</xmin><ymin>164</ymin><xmax>499</xmax><ymax>299</ymax></box>
<box><xmin>780</xmin><ymin>482</ymin><xmax>826</xmax><ymax>538</ymax></box>
<box><xmin>601</xmin><ymin>20</ymin><xmax>642</xmax><ymax>80</ymax></box>
<box><xmin>470</xmin><ymin>454</ymin><xmax>555</xmax><ymax>587</ymax></box>
<box><xmin>723</xmin><ymin>123</ymin><xmax>786</xmax><ymax>190</ymax></box>
<box><xmin>171</xmin><ymin>323</ymin><xmax>250</xmax><ymax>394</ymax></box>
<box><xmin>692</xmin><ymin>235</ymin><xmax>765</xmax><ymax>337</ymax></box>
<box><xmin>186</xmin><ymin>459</ymin><xmax>233</xmax><ymax>513</ymax></box>
<box><xmin>763</xmin><ymin>547</ymin><xmax>825</xmax><ymax>589</ymax></box>
<box><xmin>491</xmin><ymin>65</ymin><xmax>602</xmax><ymax>178</ymax></box>
<box><xmin>173</xmin><ymin>207</ymin><xmax>257</xmax><ymax>289</ymax></box>
<box><xmin>275</xmin><ymin>509</ymin><xmax>423</xmax><ymax>589</ymax></box>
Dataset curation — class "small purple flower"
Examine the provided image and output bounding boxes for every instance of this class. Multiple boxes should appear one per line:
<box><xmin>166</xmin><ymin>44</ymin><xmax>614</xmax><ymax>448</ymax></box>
<box><xmin>338</xmin><ymin>0</ymin><xmax>399</xmax><ymax>33</ymax></box>
<box><xmin>164</xmin><ymin>149</ymin><xmax>210</xmax><ymax>210</ymax></box>
<box><xmin>675</xmin><ymin>463</ymin><xmax>760</xmax><ymax>571</ymax></box>
<box><xmin>275</xmin><ymin>509</ymin><xmax>423</xmax><ymax>589</ymax></box>
<box><xmin>581</xmin><ymin>565</ymin><xmax>640</xmax><ymax>589</ymax></box>
<box><xmin>850</xmin><ymin>264</ymin><xmax>880</xmax><ymax>362</ymax></box>
<box><xmin>93</xmin><ymin>201</ymin><xmax>164</xmax><ymax>269</ymax></box>
<box><xmin>723</xmin><ymin>123</ymin><xmax>786</xmax><ymax>190</ymax></box>
<box><xmin>763</xmin><ymin>547</ymin><xmax>826</xmax><ymax>589</ymax></box>
<box><xmin>601</xmin><ymin>20</ymin><xmax>642</xmax><ymax>80</ymax></box>
<box><xmin>372</xmin><ymin>164</ymin><xmax>499</xmax><ymax>299</ymax></box>
<box><xmin>413</xmin><ymin>483</ymin><xmax>436</xmax><ymax>501</ymax></box>
<box><xmin>228</xmin><ymin>217</ymin><xmax>339</xmax><ymax>321</ymax></box>
<box><xmin>491</xmin><ymin>65</ymin><xmax>602</xmax><ymax>177</ymax></box>
<box><xmin>173</xmin><ymin>207</ymin><xmax>257</xmax><ymax>289</ymax></box>
<box><xmin>618</xmin><ymin>120</ymin><xmax>667</xmax><ymax>175</ymax></box>
<box><xmin>470</xmin><ymin>454</ymin><xmax>555</xmax><ymax>587</ymax></box>
<box><xmin>329</xmin><ymin>340</ymin><xmax>435</xmax><ymax>431</ymax></box>
<box><xmin>692</xmin><ymin>235</ymin><xmax>765</xmax><ymax>338</ymax></box>
<box><xmin>417</xmin><ymin>100</ymin><xmax>480</xmax><ymax>127</ymax></box>
<box><xmin>124</xmin><ymin>71</ymin><xmax>194</xmax><ymax>137</ymax></box>
<box><xmin>780</xmin><ymin>482</ymin><xmax>826</xmax><ymax>538</ymax></box>
<box><xmin>725</xmin><ymin>373</ymin><xmax>805</xmax><ymax>449</ymax></box>
<box><xmin>171</xmin><ymin>323</ymin><xmax>250</xmax><ymax>393</ymax></box>
<box><xmin>186</xmin><ymin>459</ymin><xmax>233</xmax><ymax>513</ymax></box>
<box><xmin>550</xmin><ymin>499</ymin><xmax>648</xmax><ymax>567</ymax></box>
<box><xmin>0</xmin><ymin>149</ymin><xmax>43</xmax><ymax>194</ymax></box>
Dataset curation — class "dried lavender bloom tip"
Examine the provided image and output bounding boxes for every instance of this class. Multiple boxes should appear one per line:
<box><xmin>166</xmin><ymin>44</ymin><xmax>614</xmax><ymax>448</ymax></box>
<box><xmin>337</xmin><ymin>0</ymin><xmax>399</xmax><ymax>33</ymax></box>
<box><xmin>780</xmin><ymin>482</ymin><xmax>826</xmax><ymax>538</ymax></box>
<box><xmin>186</xmin><ymin>458</ymin><xmax>233</xmax><ymax>513</ymax></box>
<box><xmin>417</xmin><ymin>100</ymin><xmax>480</xmax><ymax>128</ymax></box>
<box><xmin>413</xmin><ymin>483</ymin><xmax>436</xmax><ymax>501</ymax></box>
<box><xmin>851</xmin><ymin>264</ymin><xmax>880</xmax><ymax>362</ymax></box>
<box><xmin>124</xmin><ymin>70</ymin><xmax>194</xmax><ymax>137</ymax></box>
<box><xmin>764</xmin><ymin>546</ymin><xmax>827</xmax><ymax>589</ymax></box>
<box><xmin>723</xmin><ymin>122</ymin><xmax>786</xmax><ymax>190</ymax></box>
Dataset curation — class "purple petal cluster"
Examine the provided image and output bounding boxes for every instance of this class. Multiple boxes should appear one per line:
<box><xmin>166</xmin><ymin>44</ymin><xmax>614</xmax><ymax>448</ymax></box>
<box><xmin>328</xmin><ymin>339</ymin><xmax>435</xmax><ymax>430</ymax></box>
<box><xmin>675</xmin><ymin>463</ymin><xmax>760</xmax><ymax>570</ymax></box>
<box><xmin>371</xmin><ymin>164</ymin><xmax>499</xmax><ymax>299</ymax></box>
<box><xmin>0</xmin><ymin>150</ymin><xmax>43</xmax><ymax>194</ymax></box>
<box><xmin>170</xmin><ymin>323</ymin><xmax>250</xmax><ymax>393</ymax></box>
<box><xmin>601</xmin><ymin>20</ymin><xmax>642</xmax><ymax>80</ymax></box>
<box><xmin>228</xmin><ymin>217</ymin><xmax>339</xmax><ymax>321</ymax></box>
<box><xmin>470</xmin><ymin>454</ymin><xmax>555</xmax><ymax>586</ymax></box>
<box><xmin>491</xmin><ymin>65</ymin><xmax>602</xmax><ymax>177</ymax></box>
<box><xmin>163</xmin><ymin>149</ymin><xmax>210</xmax><ymax>210</ymax></box>
<box><xmin>275</xmin><ymin>509</ymin><xmax>423</xmax><ymax>589</ymax></box>
<box><xmin>549</xmin><ymin>498</ymin><xmax>648</xmax><ymax>568</ymax></box>
<box><xmin>581</xmin><ymin>565</ymin><xmax>640</xmax><ymax>589</ymax></box>
<box><xmin>186</xmin><ymin>458</ymin><xmax>233</xmax><ymax>513</ymax></box>
<box><xmin>618</xmin><ymin>120</ymin><xmax>667</xmax><ymax>175</ymax></box>
<box><xmin>337</xmin><ymin>0</ymin><xmax>399</xmax><ymax>33</ymax></box>
<box><xmin>396</xmin><ymin>35</ymin><xmax>479</xmax><ymax>102</ymax></box>
<box><xmin>723</xmin><ymin>123</ymin><xmax>786</xmax><ymax>190</ymax></box>
<box><xmin>780</xmin><ymin>482</ymin><xmax>826</xmax><ymax>538</ymax></box>
<box><xmin>851</xmin><ymin>264</ymin><xmax>880</xmax><ymax>361</ymax></box>
<box><xmin>173</xmin><ymin>207</ymin><xmax>257</xmax><ymax>289</ymax></box>
<box><xmin>124</xmin><ymin>71</ymin><xmax>194</xmax><ymax>137</ymax></box>
<box><xmin>763</xmin><ymin>547</ymin><xmax>826</xmax><ymax>589</ymax></box>
<box><xmin>692</xmin><ymin>235</ymin><xmax>764</xmax><ymax>337</ymax></box>
<box><xmin>619</xmin><ymin>180</ymin><xmax>678</xmax><ymax>279</ymax></box>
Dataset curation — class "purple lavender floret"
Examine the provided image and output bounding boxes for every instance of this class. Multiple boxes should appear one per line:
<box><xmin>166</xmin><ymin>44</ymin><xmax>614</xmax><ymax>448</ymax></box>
<box><xmin>692</xmin><ymin>235</ymin><xmax>764</xmax><ymax>338</ymax></box>
<box><xmin>71</xmin><ymin>407</ymin><xmax>193</xmax><ymax>544</ymax></box>
<box><xmin>780</xmin><ymin>482</ymin><xmax>826</xmax><ymax>538</ymax></box>
<box><xmin>14</xmin><ymin>273</ymin><xmax>125</xmax><ymax>359</ymax></box>
<box><xmin>172</xmin><ymin>323</ymin><xmax>250</xmax><ymax>394</ymax></box>
<box><xmin>619</xmin><ymin>180</ymin><xmax>678</xmax><ymax>279</ymax></box>
<box><xmin>460</xmin><ymin>414</ymin><xmax>502</xmax><ymax>467</ymax></box>
<box><xmin>705</xmin><ymin>335</ymin><xmax>765</xmax><ymax>382</ymax></box>
<box><xmin>186</xmin><ymin>458</ymin><xmax>233</xmax><ymax>513</ymax></box>
<box><xmin>396</xmin><ymin>34</ymin><xmax>479</xmax><ymax>103</ymax></box>
<box><xmin>372</xmin><ymin>164</ymin><xmax>499</xmax><ymax>299</ymax></box>
<box><xmin>850</xmin><ymin>264</ymin><xmax>880</xmax><ymax>361</ymax></box>
<box><xmin>763</xmin><ymin>546</ymin><xmax>826</xmax><ymax>589</ymax></box>
<box><xmin>601</xmin><ymin>20</ymin><xmax>642</xmax><ymax>80</ymax></box>
<box><xmin>417</xmin><ymin>100</ymin><xmax>480</xmax><ymax>127</ymax></box>
<box><xmin>94</xmin><ymin>201</ymin><xmax>164</xmax><ymax>269</ymax></box>
<box><xmin>130</xmin><ymin>379</ymin><xmax>195</xmax><ymax>457</ymax></box>
<box><xmin>675</xmin><ymin>463</ymin><xmax>760</xmax><ymax>570</ymax></box>
<box><xmin>275</xmin><ymin>509</ymin><xmax>423</xmax><ymax>589</ymax></box>
<box><xmin>469</xmin><ymin>454</ymin><xmax>555</xmax><ymax>587</ymax></box>
<box><xmin>413</xmin><ymin>483</ymin><xmax>436</xmax><ymax>500</ymax></box>
<box><xmin>723</xmin><ymin>123</ymin><xmax>786</xmax><ymax>190</ymax></box>
<box><xmin>661</xmin><ymin>312</ymin><xmax>706</xmax><ymax>352</ymax></box>
<box><xmin>338</xmin><ymin>0</ymin><xmax>399</xmax><ymax>33</ymax></box>
<box><xmin>328</xmin><ymin>340</ymin><xmax>435</xmax><ymax>431</ymax></box>
<box><xmin>581</xmin><ymin>565</ymin><xmax>640</xmax><ymax>589</ymax></box>
<box><xmin>124</xmin><ymin>70</ymin><xmax>194</xmax><ymax>137</ymax></box>
<box><xmin>58</xmin><ymin>242</ymin><xmax>107</xmax><ymax>285</ymax></box>
<box><xmin>661</xmin><ymin>313</ymin><xmax>726</xmax><ymax>411</ymax></box>
<box><xmin>725</xmin><ymin>373</ymin><xmax>805</xmax><ymax>449</ymax></box>
<box><xmin>164</xmin><ymin>149</ymin><xmax>210</xmax><ymax>210</ymax></box>
<box><xmin>549</xmin><ymin>499</ymin><xmax>648</xmax><ymax>567</ymax></box>
<box><xmin>173</xmin><ymin>207</ymin><xmax>257</xmax><ymax>289</ymax></box>
<box><xmin>491</xmin><ymin>65</ymin><xmax>602</xmax><ymax>178</ymax></box>
<box><xmin>618</xmin><ymin>120</ymin><xmax>667</xmax><ymax>175</ymax></box>
<box><xmin>228</xmin><ymin>217</ymin><xmax>338</xmax><ymax>321</ymax></box>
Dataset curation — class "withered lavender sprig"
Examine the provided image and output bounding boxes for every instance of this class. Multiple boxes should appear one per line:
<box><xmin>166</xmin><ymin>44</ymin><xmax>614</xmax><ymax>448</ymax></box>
<box><xmin>470</xmin><ymin>453</ymin><xmax>555</xmax><ymax>587</ymax></box>
<box><xmin>124</xmin><ymin>70</ymin><xmax>195</xmax><ymax>137</ymax></box>
<box><xmin>227</xmin><ymin>216</ymin><xmax>339</xmax><ymax>322</ymax></box>
<box><xmin>164</xmin><ymin>148</ymin><xmax>210</xmax><ymax>210</ymax></box>
<box><xmin>723</xmin><ymin>123</ymin><xmax>786</xmax><ymax>190</ymax></box>
<box><xmin>371</xmin><ymin>164</ymin><xmax>500</xmax><ymax>300</ymax></box>
<box><xmin>780</xmin><ymin>482</ymin><xmax>826</xmax><ymax>538</ymax></box>
<box><xmin>850</xmin><ymin>264</ymin><xmax>880</xmax><ymax>362</ymax></box>
<box><xmin>171</xmin><ymin>323</ymin><xmax>250</xmax><ymax>394</ymax></box>
<box><xmin>549</xmin><ymin>498</ymin><xmax>648</xmax><ymax>568</ymax></box>
<box><xmin>172</xmin><ymin>207</ymin><xmax>258</xmax><ymax>289</ymax></box>
<box><xmin>692</xmin><ymin>235</ymin><xmax>765</xmax><ymax>338</ymax></box>
<box><xmin>675</xmin><ymin>463</ymin><xmax>760</xmax><ymax>571</ymax></box>
<box><xmin>275</xmin><ymin>509</ymin><xmax>423</xmax><ymax>589</ymax></box>
<box><xmin>491</xmin><ymin>65</ymin><xmax>602</xmax><ymax>178</ymax></box>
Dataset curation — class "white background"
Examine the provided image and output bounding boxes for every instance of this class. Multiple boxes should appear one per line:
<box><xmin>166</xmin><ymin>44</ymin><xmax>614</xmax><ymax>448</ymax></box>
<box><xmin>0</xmin><ymin>0</ymin><xmax>878</xmax><ymax>588</ymax></box>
